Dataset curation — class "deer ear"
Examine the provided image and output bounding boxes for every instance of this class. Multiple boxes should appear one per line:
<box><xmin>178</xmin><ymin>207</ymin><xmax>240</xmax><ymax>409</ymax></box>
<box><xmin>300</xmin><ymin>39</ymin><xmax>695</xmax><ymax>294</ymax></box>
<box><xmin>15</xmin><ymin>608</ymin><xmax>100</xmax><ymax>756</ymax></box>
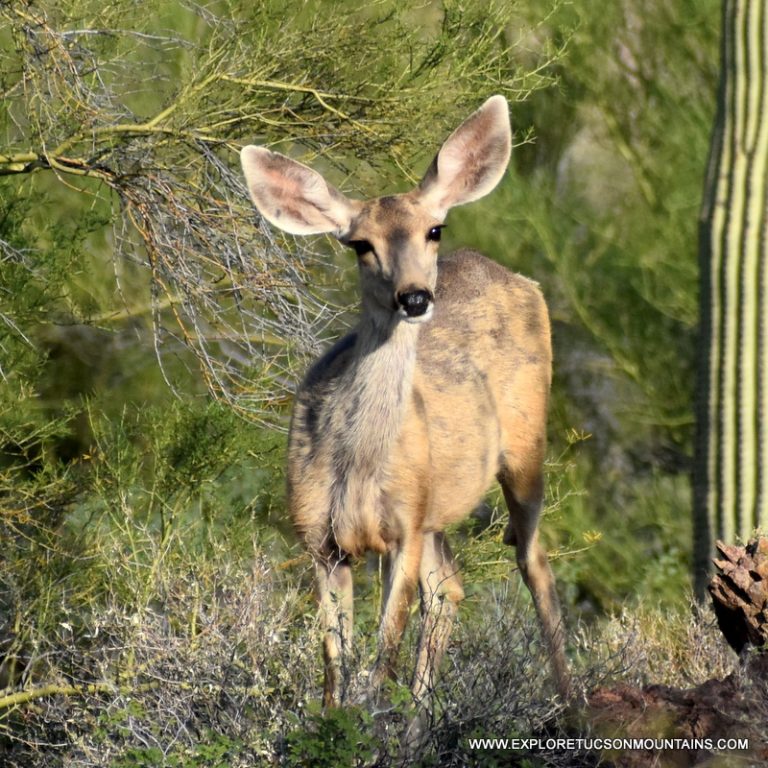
<box><xmin>240</xmin><ymin>146</ymin><xmax>356</xmax><ymax>237</ymax></box>
<box><xmin>418</xmin><ymin>95</ymin><xmax>511</xmax><ymax>217</ymax></box>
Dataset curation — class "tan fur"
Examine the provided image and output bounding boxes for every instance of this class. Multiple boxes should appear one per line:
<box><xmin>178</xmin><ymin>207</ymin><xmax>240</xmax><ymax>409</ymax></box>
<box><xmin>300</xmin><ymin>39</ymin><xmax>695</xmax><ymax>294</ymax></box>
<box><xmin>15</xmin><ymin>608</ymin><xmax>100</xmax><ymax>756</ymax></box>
<box><xmin>240</xmin><ymin>96</ymin><xmax>570</xmax><ymax>713</ymax></box>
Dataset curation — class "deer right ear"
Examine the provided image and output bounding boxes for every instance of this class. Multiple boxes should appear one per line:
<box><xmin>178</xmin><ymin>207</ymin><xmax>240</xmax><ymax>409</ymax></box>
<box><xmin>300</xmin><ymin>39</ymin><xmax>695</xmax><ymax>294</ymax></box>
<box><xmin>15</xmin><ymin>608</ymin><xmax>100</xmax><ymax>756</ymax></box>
<box><xmin>240</xmin><ymin>146</ymin><xmax>357</xmax><ymax>237</ymax></box>
<box><xmin>418</xmin><ymin>95</ymin><xmax>511</xmax><ymax>218</ymax></box>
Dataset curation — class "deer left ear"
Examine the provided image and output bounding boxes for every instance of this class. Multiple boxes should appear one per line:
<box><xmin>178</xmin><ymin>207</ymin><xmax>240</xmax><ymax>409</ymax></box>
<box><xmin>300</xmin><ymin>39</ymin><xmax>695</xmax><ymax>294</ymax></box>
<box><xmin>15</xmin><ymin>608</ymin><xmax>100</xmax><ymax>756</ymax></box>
<box><xmin>418</xmin><ymin>95</ymin><xmax>511</xmax><ymax>217</ymax></box>
<box><xmin>240</xmin><ymin>146</ymin><xmax>357</xmax><ymax>237</ymax></box>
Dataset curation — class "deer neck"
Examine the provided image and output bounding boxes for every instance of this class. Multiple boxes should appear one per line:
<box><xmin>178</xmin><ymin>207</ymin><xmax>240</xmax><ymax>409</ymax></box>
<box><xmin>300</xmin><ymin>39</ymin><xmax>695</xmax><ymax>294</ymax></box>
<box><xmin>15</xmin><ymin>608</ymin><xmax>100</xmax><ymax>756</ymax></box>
<box><xmin>318</xmin><ymin>315</ymin><xmax>420</xmax><ymax>555</ymax></box>
<box><xmin>336</xmin><ymin>314</ymin><xmax>420</xmax><ymax>472</ymax></box>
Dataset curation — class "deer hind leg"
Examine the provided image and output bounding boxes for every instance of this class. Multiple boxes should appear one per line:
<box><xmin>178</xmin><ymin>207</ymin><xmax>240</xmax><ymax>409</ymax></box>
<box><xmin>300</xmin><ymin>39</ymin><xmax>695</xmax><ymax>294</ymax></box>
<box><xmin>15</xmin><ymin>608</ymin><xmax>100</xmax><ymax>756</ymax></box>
<box><xmin>499</xmin><ymin>467</ymin><xmax>570</xmax><ymax>698</ymax></box>
<box><xmin>316</xmin><ymin>555</ymin><xmax>354</xmax><ymax>707</ymax></box>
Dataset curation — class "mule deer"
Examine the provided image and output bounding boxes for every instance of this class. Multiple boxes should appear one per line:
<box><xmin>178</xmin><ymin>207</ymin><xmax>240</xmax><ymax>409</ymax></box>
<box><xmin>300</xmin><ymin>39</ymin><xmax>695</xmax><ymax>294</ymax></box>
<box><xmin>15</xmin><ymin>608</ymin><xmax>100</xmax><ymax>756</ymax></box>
<box><xmin>240</xmin><ymin>95</ymin><xmax>569</xmax><ymax>712</ymax></box>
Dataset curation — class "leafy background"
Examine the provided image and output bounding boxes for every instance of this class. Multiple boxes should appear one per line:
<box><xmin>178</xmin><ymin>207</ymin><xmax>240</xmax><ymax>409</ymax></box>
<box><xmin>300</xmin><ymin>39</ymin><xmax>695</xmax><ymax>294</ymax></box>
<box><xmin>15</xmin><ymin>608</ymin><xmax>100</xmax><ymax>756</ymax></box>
<box><xmin>0</xmin><ymin>0</ymin><xmax>733</xmax><ymax>765</ymax></box>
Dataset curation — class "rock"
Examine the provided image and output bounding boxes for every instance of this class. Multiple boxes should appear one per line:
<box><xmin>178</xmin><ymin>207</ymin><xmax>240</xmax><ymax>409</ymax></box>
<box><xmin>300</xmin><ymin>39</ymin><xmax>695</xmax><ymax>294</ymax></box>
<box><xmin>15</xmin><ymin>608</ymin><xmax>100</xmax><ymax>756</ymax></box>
<box><xmin>584</xmin><ymin>539</ymin><xmax>768</xmax><ymax>767</ymax></box>
<box><xmin>587</xmin><ymin>658</ymin><xmax>767</xmax><ymax>767</ymax></box>
<box><xmin>709</xmin><ymin>538</ymin><xmax>768</xmax><ymax>654</ymax></box>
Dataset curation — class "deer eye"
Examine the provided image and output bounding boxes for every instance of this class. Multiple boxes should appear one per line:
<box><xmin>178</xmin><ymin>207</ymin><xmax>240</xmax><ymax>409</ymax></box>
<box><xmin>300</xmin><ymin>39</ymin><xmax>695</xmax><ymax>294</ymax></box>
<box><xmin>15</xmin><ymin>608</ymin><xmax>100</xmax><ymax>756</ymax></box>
<box><xmin>427</xmin><ymin>226</ymin><xmax>444</xmax><ymax>242</ymax></box>
<box><xmin>348</xmin><ymin>239</ymin><xmax>373</xmax><ymax>257</ymax></box>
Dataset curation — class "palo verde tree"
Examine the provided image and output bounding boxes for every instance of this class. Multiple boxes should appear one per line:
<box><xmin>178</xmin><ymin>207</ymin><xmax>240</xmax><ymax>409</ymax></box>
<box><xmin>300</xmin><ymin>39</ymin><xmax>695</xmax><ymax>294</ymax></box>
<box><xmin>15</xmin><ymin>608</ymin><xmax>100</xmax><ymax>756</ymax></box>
<box><xmin>694</xmin><ymin>0</ymin><xmax>768</xmax><ymax>594</ymax></box>
<box><xmin>0</xmin><ymin>0</ymin><xmax>564</xmax><ymax>423</ymax></box>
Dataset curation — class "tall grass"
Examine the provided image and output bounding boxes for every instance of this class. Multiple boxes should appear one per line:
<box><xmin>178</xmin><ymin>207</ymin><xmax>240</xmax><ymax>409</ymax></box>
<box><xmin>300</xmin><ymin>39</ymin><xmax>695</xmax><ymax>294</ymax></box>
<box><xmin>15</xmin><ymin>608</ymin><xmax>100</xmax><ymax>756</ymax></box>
<box><xmin>0</xmin><ymin>400</ymin><xmax>743</xmax><ymax>765</ymax></box>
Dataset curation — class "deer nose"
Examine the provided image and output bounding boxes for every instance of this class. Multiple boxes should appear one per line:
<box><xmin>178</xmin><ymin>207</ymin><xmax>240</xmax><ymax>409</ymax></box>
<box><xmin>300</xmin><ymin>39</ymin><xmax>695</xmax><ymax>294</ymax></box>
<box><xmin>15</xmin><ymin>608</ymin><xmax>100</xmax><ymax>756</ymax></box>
<box><xmin>396</xmin><ymin>289</ymin><xmax>433</xmax><ymax>318</ymax></box>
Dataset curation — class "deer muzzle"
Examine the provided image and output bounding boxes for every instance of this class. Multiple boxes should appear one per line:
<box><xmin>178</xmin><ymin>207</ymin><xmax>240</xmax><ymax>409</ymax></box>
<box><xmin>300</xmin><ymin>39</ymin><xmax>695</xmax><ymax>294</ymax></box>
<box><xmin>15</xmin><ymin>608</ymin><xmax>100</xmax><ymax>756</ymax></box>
<box><xmin>396</xmin><ymin>289</ymin><xmax>434</xmax><ymax>321</ymax></box>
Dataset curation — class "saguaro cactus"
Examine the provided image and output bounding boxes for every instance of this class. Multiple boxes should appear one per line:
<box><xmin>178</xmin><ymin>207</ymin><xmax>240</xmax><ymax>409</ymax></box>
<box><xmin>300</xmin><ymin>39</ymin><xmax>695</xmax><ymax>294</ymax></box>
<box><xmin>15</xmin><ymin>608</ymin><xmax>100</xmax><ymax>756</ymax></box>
<box><xmin>694</xmin><ymin>0</ymin><xmax>768</xmax><ymax>596</ymax></box>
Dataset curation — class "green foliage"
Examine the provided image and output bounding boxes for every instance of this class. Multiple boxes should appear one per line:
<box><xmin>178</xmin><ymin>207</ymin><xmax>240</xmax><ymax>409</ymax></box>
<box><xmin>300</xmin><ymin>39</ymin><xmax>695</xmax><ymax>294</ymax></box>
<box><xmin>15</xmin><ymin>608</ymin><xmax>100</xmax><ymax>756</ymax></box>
<box><xmin>110</xmin><ymin>730</ymin><xmax>246</xmax><ymax>768</ymax></box>
<box><xmin>284</xmin><ymin>705</ymin><xmax>378</xmax><ymax>768</ymax></box>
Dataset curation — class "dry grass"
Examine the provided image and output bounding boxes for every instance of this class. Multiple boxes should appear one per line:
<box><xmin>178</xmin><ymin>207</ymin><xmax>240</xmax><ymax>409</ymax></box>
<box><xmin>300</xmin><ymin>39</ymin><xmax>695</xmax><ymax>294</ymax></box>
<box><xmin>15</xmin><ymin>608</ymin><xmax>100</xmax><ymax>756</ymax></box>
<box><xmin>1</xmin><ymin>551</ymin><xmax>318</xmax><ymax>766</ymax></box>
<box><xmin>1</xmin><ymin>531</ymin><xmax>750</xmax><ymax>768</ymax></box>
<box><xmin>580</xmin><ymin>601</ymin><xmax>736</xmax><ymax>690</ymax></box>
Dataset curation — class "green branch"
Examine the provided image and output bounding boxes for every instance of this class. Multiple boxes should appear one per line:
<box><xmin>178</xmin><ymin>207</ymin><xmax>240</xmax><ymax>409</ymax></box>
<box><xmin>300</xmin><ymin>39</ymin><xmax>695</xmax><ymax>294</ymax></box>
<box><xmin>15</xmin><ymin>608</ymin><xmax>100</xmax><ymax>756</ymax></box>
<box><xmin>0</xmin><ymin>680</ymin><xmax>159</xmax><ymax>711</ymax></box>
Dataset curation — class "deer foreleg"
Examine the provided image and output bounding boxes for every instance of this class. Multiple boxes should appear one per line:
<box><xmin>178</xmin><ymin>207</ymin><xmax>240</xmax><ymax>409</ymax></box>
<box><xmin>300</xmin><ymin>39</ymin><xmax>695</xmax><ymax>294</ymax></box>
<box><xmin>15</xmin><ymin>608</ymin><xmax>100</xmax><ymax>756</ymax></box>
<box><xmin>411</xmin><ymin>531</ymin><xmax>464</xmax><ymax>703</ymax></box>
<box><xmin>370</xmin><ymin>533</ymin><xmax>423</xmax><ymax>692</ymax></box>
<box><xmin>316</xmin><ymin>556</ymin><xmax>354</xmax><ymax>707</ymax></box>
